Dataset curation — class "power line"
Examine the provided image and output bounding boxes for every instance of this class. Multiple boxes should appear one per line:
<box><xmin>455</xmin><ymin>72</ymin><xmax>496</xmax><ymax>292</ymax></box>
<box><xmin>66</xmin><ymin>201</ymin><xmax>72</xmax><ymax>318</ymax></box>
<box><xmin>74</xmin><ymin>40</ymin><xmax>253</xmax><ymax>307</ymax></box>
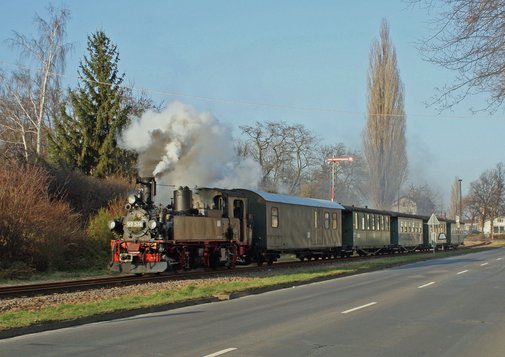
<box><xmin>0</xmin><ymin>59</ymin><xmax>500</xmax><ymax>120</ymax></box>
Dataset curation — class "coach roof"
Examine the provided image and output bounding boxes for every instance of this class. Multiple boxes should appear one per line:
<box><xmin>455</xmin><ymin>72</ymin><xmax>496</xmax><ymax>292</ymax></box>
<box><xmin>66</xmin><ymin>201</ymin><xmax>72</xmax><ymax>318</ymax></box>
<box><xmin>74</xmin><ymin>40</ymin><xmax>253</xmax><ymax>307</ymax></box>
<box><xmin>237</xmin><ymin>189</ymin><xmax>345</xmax><ymax>210</ymax></box>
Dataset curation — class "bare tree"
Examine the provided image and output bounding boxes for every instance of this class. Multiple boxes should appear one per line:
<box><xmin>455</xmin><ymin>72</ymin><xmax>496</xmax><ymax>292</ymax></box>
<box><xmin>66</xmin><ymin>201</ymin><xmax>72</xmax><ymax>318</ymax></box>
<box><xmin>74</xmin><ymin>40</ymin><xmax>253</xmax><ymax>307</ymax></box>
<box><xmin>301</xmin><ymin>143</ymin><xmax>368</xmax><ymax>205</ymax></box>
<box><xmin>0</xmin><ymin>71</ymin><xmax>33</xmax><ymax>160</ymax></box>
<box><xmin>488</xmin><ymin>163</ymin><xmax>505</xmax><ymax>239</ymax></box>
<box><xmin>363</xmin><ymin>19</ymin><xmax>408</xmax><ymax>210</ymax></box>
<box><xmin>0</xmin><ymin>6</ymin><xmax>70</xmax><ymax>160</ymax></box>
<box><xmin>465</xmin><ymin>163</ymin><xmax>505</xmax><ymax>239</ymax></box>
<box><xmin>449</xmin><ymin>176</ymin><xmax>462</xmax><ymax>219</ymax></box>
<box><xmin>414</xmin><ymin>0</ymin><xmax>505</xmax><ymax>111</ymax></box>
<box><xmin>240</xmin><ymin>121</ymin><xmax>318</xmax><ymax>194</ymax></box>
<box><xmin>404</xmin><ymin>183</ymin><xmax>440</xmax><ymax>216</ymax></box>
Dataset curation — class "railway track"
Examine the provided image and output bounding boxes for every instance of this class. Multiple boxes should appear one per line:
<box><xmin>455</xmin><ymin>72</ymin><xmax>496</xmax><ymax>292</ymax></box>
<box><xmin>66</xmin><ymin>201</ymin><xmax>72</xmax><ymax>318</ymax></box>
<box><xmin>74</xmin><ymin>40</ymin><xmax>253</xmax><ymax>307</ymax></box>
<box><xmin>0</xmin><ymin>257</ymin><xmax>350</xmax><ymax>298</ymax></box>
<box><xmin>0</xmin><ymin>249</ymin><xmax>459</xmax><ymax>299</ymax></box>
<box><xmin>0</xmin><ymin>270</ymin><xmax>228</xmax><ymax>299</ymax></box>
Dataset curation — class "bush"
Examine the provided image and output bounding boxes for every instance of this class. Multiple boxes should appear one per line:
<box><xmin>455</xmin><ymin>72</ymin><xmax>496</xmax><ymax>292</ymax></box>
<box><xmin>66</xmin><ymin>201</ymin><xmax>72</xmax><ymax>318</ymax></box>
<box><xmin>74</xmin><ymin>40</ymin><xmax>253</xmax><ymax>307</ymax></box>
<box><xmin>0</xmin><ymin>262</ymin><xmax>35</xmax><ymax>280</ymax></box>
<box><xmin>0</xmin><ymin>161</ymin><xmax>97</xmax><ymax>272</ymax></box>
<box><xmin>45</xmin><ymin>166</ymin><xmax>132</xmax><ymax>221</ymax></box>
<box><xmin>87</xmin><ymin>198</ymin><xmax>126</xmax><ymax>261</ymax></box>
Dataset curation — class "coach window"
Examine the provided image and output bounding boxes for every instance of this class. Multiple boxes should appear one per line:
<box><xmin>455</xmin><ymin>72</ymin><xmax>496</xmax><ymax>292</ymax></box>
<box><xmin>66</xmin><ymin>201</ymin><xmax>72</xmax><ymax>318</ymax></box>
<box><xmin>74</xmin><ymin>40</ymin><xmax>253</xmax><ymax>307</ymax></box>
<box><xmin>332</xmin><ymin>212</ymin><xmax>338</xmax><ymax>230</ymax></box>
<box><xmin>324</xmin><ymin>212</ymin><xmax>330</xmax><ymax>229</ymax></box>
<box><xmin>353</xmin><ymin>212</ymin><xmax>358</xmax><ymax>230</ymax></box>
<box><xmin>360</xmin><ymin>213</ymin><xmax>365</xmax><ymax>230</ymax></box>
<box><xmin>271</xmin><ymin>207</ymin><xmax>279</xmax><ymax>228</ymax></box>
<box><xmin>380</xmin><ymin>216</ymin><xmax>384</xmax><ymax>231</ymax></box>
<box><xmin>385</xmin><ymin>216</ymin><xmax>389</xmax><ymax>231</ymax></box>
<box><xmin>314</xmin><ymin>210</ymin><xmax>319</xmax><ymax>228</ymax></box>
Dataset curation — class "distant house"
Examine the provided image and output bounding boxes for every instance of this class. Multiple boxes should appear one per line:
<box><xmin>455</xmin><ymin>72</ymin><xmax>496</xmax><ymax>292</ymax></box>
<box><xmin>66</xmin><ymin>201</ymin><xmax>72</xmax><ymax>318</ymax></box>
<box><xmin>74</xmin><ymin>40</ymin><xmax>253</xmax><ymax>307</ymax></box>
<box><xmin>483</xmin><ymin>217</ymin><xmax>505</xmax><ymax>235</ymax></box>
<box><xmin>391</xmin><ymin>196</ymin><xmax>417</xmax><ymax>215</ymax></box>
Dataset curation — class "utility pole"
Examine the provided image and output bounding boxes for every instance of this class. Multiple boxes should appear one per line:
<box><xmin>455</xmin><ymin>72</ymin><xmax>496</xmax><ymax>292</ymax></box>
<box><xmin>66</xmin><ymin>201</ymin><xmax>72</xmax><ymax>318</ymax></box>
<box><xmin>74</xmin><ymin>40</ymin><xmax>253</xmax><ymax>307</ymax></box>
<box><xmin>326</xmin><ymin>156</ymin><xmax>353</xmax><ymax>202</ymax></box>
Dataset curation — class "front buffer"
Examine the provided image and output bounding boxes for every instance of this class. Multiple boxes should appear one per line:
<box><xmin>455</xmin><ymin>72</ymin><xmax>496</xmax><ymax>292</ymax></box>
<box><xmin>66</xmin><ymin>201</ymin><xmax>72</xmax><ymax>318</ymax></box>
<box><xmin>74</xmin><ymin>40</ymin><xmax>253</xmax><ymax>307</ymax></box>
<box><xmin>110</xmin><ymin>241</ymin><xmax>168</xmax><ymax>274</ymax></box>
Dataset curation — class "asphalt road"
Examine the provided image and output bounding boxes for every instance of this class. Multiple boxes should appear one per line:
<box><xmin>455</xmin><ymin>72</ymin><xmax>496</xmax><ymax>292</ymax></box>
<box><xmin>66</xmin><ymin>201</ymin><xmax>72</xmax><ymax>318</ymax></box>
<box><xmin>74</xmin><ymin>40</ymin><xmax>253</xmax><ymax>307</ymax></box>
<box><xmin>2</xmin><ymin>248</ymin><xmax>505</xmax><ymax>357</ymax></box>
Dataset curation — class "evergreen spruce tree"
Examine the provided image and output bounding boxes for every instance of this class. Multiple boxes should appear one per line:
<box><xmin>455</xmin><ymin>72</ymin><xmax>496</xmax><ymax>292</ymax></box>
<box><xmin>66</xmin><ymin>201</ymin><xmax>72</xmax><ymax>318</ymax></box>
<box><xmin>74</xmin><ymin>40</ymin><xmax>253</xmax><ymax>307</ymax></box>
<box><xmin>49</xmin><ymin>31</ymin><xmax>133</xmax><ymax>177</ymax></box>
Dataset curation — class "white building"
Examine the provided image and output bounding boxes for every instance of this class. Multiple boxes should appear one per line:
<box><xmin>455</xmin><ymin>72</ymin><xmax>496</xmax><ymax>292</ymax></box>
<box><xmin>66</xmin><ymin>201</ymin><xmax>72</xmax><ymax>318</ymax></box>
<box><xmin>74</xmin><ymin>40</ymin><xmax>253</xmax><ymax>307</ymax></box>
<box><xmin>483</xmin><ymin>217</ymin><xmax>505</xmax><ymax>235</ymax></box>
<box><xmin>391</xmin><ymin>197</ymin><xmax>417</xmax><ymax>215</ymax></box>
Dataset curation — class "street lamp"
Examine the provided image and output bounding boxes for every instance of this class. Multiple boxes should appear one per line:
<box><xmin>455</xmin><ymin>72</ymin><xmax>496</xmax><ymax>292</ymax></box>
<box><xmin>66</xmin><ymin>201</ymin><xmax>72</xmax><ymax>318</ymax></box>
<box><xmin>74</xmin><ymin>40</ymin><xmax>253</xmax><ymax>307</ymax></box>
<box><xmin>458</xmin><ymin>178</ymin><xmax>463</xmax><ymax>228</ymax></box>
<box><xmin>326</xmin><ymin>156</ymin><xmax>353</xmax><ymax>202</ymax></box>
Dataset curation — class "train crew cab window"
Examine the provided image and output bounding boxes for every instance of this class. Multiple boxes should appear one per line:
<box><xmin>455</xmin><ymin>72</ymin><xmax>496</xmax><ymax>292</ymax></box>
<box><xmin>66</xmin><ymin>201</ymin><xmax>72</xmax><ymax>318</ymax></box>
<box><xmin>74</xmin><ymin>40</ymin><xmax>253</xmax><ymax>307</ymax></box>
<box><xmin>332</xmin><ymin>213</ymin><xmax>338</xmax><ymax>230</ymax></box>
<box><xmin>271</xmin><ymin>207</ymin><xmax>279</xmax><ymax>228</ymax></box>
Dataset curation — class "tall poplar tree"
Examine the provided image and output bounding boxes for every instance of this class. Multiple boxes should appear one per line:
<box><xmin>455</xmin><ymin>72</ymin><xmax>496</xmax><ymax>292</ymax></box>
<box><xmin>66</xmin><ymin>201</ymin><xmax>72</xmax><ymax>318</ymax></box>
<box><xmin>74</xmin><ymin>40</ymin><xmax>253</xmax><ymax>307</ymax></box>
<box><xmin>49</xmin><ymin>31</ymin><xmax>132</xmax><ymax>177</ymax></box>
<box><xmin>363</xmin><ymin>19</ymin><xmax>408</xmax><ymax>210</ymax></box>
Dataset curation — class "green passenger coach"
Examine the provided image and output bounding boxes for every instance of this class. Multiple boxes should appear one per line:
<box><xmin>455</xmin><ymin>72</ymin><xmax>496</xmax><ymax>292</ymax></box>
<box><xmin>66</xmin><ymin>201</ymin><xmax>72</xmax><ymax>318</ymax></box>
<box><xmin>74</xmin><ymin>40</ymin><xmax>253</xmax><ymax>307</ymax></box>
<box><xmin>236</xmin><ymin>190</ymin><xmax>344</xmax><ymax>264</ymax></box>
<box><xmin>342</xmin><ymin>206</ymin><xmax>392</xmax><ymax>256</ymax></box>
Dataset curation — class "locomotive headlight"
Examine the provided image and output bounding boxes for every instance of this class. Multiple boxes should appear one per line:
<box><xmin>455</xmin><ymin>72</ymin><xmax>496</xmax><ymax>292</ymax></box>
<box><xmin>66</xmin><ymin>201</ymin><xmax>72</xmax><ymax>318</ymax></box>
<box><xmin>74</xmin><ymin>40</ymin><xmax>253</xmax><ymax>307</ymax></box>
<box><xmin>148</xmin><ymin>220</ymin><xmax>158</xmax><ymax>230</ymax></box>
<box><xmin>127</xmin><ymin>194</ymin><xmax>137</xmax><ymax>205</ymax></box>
<box><xmin>108</xmin><ymin>219</ymin><xmax>123</xmax><ymax>233</ymax></box>
<box><xmin>108</xmin><ymin>220</ymin><xmax>117</xmax><ymax>230</ymax></box>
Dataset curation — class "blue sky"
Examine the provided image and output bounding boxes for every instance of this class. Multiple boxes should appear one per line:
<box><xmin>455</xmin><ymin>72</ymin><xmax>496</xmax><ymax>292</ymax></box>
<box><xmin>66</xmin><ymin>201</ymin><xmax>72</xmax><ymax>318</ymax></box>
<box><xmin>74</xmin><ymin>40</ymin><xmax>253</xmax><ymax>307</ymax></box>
<box><xmin>1</xmin><ymin>1</ymin><xmax>503</xmax><ymax>207</ymax></box>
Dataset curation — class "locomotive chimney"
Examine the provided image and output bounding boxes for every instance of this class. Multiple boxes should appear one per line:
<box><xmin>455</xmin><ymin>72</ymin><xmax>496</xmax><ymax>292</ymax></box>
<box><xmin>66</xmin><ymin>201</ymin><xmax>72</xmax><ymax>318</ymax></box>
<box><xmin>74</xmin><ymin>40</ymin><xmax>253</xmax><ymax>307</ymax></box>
<box><xmin>137</xmin><ymin>177</ymin><xmax>156</xmax><ymax>205</ymax></box>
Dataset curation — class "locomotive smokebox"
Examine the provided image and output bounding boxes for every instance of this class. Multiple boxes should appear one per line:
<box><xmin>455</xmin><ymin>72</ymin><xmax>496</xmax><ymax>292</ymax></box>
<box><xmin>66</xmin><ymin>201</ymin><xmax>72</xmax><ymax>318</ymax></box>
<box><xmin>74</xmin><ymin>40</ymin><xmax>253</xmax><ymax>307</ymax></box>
<box><xmin>174</xmin><ymin>186</ymin><xmax>193</xmax><ymax>213</ymax></box>
<box><xmin>137</xmin><ymin>177</ymin><xmax>156</xmax><ymax>205</ymax></box>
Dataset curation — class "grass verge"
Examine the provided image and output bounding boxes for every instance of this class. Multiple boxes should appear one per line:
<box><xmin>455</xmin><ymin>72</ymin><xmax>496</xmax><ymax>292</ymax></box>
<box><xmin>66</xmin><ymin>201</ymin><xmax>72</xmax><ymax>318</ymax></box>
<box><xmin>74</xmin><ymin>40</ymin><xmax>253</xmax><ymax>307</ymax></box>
<box><xmin>0</xmin><ymin>246</ymin><xmax>500</xmax><ymax>334</ymax></box>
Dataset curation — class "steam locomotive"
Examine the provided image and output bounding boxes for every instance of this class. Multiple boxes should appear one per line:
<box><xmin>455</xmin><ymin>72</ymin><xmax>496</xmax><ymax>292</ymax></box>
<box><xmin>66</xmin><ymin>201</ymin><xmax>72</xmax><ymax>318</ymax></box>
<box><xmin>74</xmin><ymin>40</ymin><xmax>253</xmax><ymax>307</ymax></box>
<box><xmin>109</xmin><ymin>177</ymin><xmax>464</xmax><ymax>274</ymax></box>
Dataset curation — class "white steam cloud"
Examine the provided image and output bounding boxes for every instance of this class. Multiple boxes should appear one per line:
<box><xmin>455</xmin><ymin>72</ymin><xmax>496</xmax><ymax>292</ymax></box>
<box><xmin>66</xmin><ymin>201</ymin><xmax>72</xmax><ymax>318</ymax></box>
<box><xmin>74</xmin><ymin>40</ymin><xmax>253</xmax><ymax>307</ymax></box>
<box><xmin>119</xmin><ymin>102</ymin><xmax>262</xmax><ymax>202</ymax></box>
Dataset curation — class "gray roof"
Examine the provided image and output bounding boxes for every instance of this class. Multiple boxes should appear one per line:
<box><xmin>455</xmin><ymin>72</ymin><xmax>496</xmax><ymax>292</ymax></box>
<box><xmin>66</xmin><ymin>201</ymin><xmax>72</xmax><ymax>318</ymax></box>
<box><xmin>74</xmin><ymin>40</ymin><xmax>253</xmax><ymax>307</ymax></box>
<box><xmin>249</xmin><ymin>190</ymin><xmax>345</xmax><ymax>210</ymax></box>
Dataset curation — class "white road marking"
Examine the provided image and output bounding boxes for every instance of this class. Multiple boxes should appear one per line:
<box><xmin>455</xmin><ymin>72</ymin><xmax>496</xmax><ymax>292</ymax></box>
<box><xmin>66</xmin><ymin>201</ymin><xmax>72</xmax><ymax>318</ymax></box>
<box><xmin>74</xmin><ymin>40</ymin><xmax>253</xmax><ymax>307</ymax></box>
<box><xmin>342</xmin><ymin>302</ymin><xmax>377</xmax><ymax>314</ymax></box>
<box><xmin>497</xmin><ymin>258</ymin><xmax>503</xmax><ymax>261</ymax></box>
<box><xmin>203</xmin><ymin>348</ymin><xmax>237</xmax><ymax>357</ymax></box>
<box><xmin>457</xmin><ymin>270</ymin><xmax>469</xmax><ymax>275</ymax></box>
<box><xmin>418</xmin><ymin>282</ymin><xmax>435</xmax><ymax>289</ymax></box>
<box><xmin>480</xmin><ymin>262</ymin><xmax>489</xmax><ymax>266</ymax></box>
